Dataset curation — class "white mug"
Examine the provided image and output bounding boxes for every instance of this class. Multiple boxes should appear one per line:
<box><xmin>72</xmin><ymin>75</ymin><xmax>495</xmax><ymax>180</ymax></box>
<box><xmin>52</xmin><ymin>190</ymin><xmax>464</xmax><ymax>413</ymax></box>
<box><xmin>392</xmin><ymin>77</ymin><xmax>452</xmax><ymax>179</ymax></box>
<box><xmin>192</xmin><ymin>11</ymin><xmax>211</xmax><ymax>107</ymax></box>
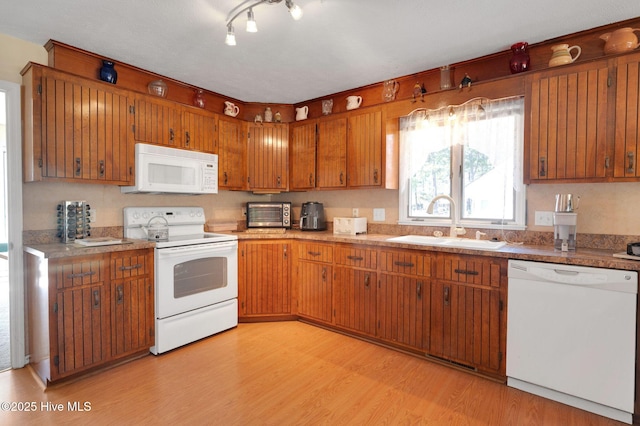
<box><xmin>346</xmin><ymin>95</ymin><xmax>362</xmax><ymax>110</ymax></box>
<box><xmin>224</xmin><ymin>101</ymin><xmax>239</xmax><ymax>117</ymax></box>
<box><xmin>296</xmin><ymin>105</ymin><xmax>309</xmax><ymax>121</ymax></box>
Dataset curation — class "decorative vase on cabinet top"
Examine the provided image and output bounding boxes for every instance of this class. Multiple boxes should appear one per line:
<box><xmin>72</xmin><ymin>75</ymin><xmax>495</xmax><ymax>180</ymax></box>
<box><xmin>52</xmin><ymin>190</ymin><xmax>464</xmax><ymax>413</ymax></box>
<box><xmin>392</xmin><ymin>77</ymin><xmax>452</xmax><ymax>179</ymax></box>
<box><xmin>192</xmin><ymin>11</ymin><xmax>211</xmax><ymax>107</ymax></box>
<box><xmin>509</xmin><ymin>42</ymin><xmax>530</xmax><ymax>74</ymax></box>
<box><xmin>600</xmin><ymin>27</ymin><xmax>640</xmax><ymax>55</ymax></box>
<box><xmin>99</xmin><ymin>60</ymin><xmax>117</xmax><ymax>84</ymax></box>
<box><xmin>193</xmin><ymin>89</ymin><xmax>205</xmax><ymax>108</ymax></box>
<box><xmin>548</xmin><ymin>44</ymin><xmax>581</xmax><ymax>67</ymax></box>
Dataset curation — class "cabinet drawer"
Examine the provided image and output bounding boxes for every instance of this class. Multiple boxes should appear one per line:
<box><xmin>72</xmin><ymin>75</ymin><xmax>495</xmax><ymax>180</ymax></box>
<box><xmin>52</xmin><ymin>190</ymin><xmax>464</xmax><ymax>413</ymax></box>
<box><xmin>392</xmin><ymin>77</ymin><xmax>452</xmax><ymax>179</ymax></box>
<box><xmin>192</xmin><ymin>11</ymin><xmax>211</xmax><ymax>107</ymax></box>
<box><xmin>297</xmin><ymin>242</ymin><xmax>333</xmax><ymax>263</ymax></box>
<box><xmin>111</xmin><ymin>251</ymin><xmax>151</xmax><ymax>280</ymax></box>
<box><xmin>379</xmin><ymin>250</ymin><xmax>432</xmax><ymax>277</ymax></box>
<box><xmin>436</xmin><ymin>254</ymin><xmax>506</xmax><ymax>288</ymax></box>
<box><xmin>335</xmin><ymin>246</ymin><xmax>377</xmax><ymax>270</ymax></box>
<box><xmin>51</xmin><ymin>255</ymin><xmax>106</xmax><ymax>290</ymax></box>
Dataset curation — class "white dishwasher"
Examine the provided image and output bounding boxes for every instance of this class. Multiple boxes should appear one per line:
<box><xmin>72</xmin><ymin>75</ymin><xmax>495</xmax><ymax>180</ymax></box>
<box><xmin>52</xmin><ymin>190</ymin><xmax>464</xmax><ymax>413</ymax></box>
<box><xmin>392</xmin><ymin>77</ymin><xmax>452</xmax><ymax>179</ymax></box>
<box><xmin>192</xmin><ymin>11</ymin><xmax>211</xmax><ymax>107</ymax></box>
<box><xmin>507</xmin><ymin>259</ymin><xmax>637</xmax><ymax>424</ymax></box>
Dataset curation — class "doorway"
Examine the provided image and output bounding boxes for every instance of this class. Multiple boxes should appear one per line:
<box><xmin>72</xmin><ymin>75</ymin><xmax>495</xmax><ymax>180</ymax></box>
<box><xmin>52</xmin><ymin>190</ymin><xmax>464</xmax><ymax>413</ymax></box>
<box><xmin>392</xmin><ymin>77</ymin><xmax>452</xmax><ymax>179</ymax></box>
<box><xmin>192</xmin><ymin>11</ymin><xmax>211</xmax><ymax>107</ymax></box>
<box><xmin>0</xmin><ymin>80</ymin><xmax>25</xmax><ymax>371</ymax></box>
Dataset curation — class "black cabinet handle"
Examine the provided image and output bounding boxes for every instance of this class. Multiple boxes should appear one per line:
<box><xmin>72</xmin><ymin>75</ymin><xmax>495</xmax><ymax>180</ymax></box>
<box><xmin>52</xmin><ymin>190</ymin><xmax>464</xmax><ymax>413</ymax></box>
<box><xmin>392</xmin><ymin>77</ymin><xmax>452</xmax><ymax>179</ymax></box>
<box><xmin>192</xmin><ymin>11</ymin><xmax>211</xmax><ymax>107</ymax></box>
<box><xmin>347</xmin><ymin>255</ymin><xmax>364</xmax><ymax>261</ymax></box>
<box><xmin>169</xmin><ymin>128</ymin><xmax>175</xmax><ymax>142</ymax></box>
<box><xmin>307</xmin><ymin>251</ymin><xmax>321</xmax><ymax>257</ymax></box>
<box><xmin>454</xmin><ymin>268</ymin><xmax>479</xmax><ymax>276</ymax></box>
<box><xmin>394</xmin><ymin>261</ymin><xmax>415</xmax><ymax>268</ymax></box>
<box><xmin>116</xmin><ymin>285</ymin><xmax>124</xmax><ymax>305</ymax></box>
<box><xmin>67</xmin><ymin>271</ymin><xmax>96</xmax><ymax>279</ymax></box>
<box><xmin>627</xmin><ymin>151</ymin><xmax>635</xmax><ymax>174</ymax></box>
<box><xmin>364</xmin><ymin>273</ymin><xmax>370</xmax><ymax>288</ymax></box>
<box><xmin>339</xmin><ymin>171</ymin><xmax>344</xmax><ymax>185</ymax></box>
<box><xmin>75</xmin><ymin>158</ymin><xmax>81</xmax><ymax>176</ymax></box>
<box><xmin>185</xmin><ymin>131</ymin><xmax>190</xmax><ymax>147</ymax></box>
<box><xmin>223</xmin><ymin>171</ymin><xmax>228</xmax><ymax>185</ymax></box>
<box><xmin>444</xmin><ymin>286</ymin><xmax>450</xmax><ymax>306</ymax></box>
<box><xmin>539</xmin><ymin>156</ymin><xmax>546</xmax><ymax>177</ymax></box>
<box><xmin>99</xmin><ymin>160</ymin><xmax>105</xmax><ymax>178</ymax></box>
<box><xmin>417</xmin><ymin>281</ymin><xmax>422</xmax><ymax>300</ymax></box>
<box><xmin>374</xmin><ymin>168</ymin><xmax>379</xmax><ymax>183</ymax></box>
<box><xmin>119</xmin><ymin>264</ymin><xmax>142</xmax><ymax>271</ymax></box>
<box><xmin>93</xmin><ymin>289</ymin><xmax>100</xmax><ymax>309</ymax></box>
<box><xmin>322</xmin><ymin>267</ymin><xmax>327</xmax><ymax>282</ymax></box>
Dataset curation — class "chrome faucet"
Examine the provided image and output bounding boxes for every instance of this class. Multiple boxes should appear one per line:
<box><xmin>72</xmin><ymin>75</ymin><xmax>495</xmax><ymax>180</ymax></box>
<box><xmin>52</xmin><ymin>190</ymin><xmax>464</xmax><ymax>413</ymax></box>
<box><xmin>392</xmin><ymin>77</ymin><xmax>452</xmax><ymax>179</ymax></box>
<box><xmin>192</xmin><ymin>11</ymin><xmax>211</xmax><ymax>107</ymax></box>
<box><xmin>426</xmin><ymin>194</ymin><xmax>464</xmax><ymax>238</ymax></box>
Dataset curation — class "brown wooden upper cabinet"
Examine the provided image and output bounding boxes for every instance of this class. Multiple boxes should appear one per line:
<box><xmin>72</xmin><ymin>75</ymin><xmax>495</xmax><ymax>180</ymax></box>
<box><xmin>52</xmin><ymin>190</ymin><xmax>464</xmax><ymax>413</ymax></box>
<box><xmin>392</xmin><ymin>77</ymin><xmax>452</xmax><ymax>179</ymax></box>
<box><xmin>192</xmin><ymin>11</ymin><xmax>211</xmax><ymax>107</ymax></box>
<box><xmin>613</xmin><ymin>52</ymin><xmax>640</xmax><ymax>179</ymax></box>
<box><xmin>526</xmin><ymin>58</ymin><xmax>611</xmax><ymax>183</ymax></box>
<box><xmin>290</xmin><ymin>120</ymin><xmax>318</xmax><ymax>191</ymax></box>
<box><xmin>525</xmin><ymin>51</ymin><xmax>640</xmax><ymax>183</ymax></box>
<box><xmin>289</xmin><ymin>108</ymin><xmax>387</xmax><ymax>191</ymax></box>
<box><xmin>247</xmin><ymin>123</ymin><xmax>289</xmax><ymax>191</ymax></box>
<box><xmin>217</xmin><ymin>115</ymin><xmax>247</xmax><ymax>190</ymax></box>
<box><xmin>133</xmin><ymin>94</ymin><xmax>217</xmax><ymax>154</ymax></box>
<box><xmin>22</xmin><ymin>64</ymin><xmax>134</xmax><ymax>185</ymax></box>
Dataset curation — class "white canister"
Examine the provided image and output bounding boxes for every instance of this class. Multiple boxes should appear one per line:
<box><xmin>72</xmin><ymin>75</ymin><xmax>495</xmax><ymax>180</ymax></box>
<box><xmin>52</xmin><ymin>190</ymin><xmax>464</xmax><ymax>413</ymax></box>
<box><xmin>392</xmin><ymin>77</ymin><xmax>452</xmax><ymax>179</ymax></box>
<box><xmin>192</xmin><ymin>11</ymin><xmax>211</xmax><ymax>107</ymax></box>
<box><xmin>296</xmin><ymin>105</ymin><xmax>309</xmax><ymax>121</ymax></box>
<box><xmin>346</xmin><ymin>95</ymin><xmax>362</xmax><ymax>110</ymax></box>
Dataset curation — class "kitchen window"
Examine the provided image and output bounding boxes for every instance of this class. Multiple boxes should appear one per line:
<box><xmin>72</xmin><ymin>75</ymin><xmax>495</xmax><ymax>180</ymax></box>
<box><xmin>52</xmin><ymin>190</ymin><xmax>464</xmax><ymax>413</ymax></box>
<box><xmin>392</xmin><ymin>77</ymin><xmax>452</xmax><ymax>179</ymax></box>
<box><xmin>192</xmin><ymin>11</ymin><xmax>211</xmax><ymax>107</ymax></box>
<box><xmin>398</xmin><ymin>96</ymin><xmax>526</xmax><ymax>230</ymax></box>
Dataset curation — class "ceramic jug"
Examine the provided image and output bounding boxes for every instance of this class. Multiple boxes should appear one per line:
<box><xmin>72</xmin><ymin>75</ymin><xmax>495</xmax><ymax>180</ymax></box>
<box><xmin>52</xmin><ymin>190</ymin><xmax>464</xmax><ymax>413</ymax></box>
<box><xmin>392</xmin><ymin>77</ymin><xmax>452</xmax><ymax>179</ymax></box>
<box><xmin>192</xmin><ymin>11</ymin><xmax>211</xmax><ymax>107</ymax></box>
<box><xmin>548</xmin><ymin>44</ymin><xmax>581</xmax><ymax>67</ymax></box>
<box><xmin>295</xmin><ymin>106</ymin><xmax>309</xmax><ymax>121</ymax></box>
<box><xmin>600</xmin><ymin>27</ymin><xmax>640</xmax><ymax>55</ymax></box>
<box><xmin>346</xmin><ymin>95</ymin><xmax>362</xmax><ymax>110</ymax></box>
<box><xmin>224</xmin><ymin>101</ymin><xmax>239</xmax><ymax>117</ymax></box>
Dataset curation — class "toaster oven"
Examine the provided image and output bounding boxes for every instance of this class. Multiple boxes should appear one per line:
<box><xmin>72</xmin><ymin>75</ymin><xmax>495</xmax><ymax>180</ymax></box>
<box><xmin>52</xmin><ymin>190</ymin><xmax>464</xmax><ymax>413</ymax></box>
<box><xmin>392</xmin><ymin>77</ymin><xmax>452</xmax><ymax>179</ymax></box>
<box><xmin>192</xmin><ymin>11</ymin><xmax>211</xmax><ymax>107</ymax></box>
<box><xmin>246</xmin><ymin>202</ymin><xmax>292</xmax><ymax>229</ymax></box>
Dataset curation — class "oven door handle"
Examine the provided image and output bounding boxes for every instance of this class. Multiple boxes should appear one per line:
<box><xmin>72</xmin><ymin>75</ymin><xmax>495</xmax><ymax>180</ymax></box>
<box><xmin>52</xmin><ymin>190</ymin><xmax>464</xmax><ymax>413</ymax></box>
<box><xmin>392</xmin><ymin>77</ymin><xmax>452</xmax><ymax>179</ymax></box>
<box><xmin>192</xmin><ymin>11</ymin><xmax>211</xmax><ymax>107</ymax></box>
<box><xmin>156</xmin><ymin>241</ymin><xmax>238</xmax><ymax>257</ymax></box>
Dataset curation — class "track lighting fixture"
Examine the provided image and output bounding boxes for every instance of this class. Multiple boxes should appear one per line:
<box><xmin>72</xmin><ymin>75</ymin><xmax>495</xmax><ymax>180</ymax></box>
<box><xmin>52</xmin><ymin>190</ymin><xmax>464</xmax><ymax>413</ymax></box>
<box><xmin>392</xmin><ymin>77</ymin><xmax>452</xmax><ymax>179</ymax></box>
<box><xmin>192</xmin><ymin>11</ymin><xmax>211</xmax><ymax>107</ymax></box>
<box><xmin>225</xmin><ymin>0</ymin><xmax>303</xmax><ymax>46</ymax></box>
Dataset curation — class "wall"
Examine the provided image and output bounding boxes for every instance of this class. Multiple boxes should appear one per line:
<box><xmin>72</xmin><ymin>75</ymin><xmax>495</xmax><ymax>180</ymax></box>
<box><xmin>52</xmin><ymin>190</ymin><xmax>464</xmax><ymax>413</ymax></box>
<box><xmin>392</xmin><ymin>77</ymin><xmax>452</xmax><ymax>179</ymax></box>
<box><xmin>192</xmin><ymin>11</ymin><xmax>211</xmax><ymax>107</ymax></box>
<box><xmin>4</xmin><ymin>34</ymin><xmax>640</xmax><ymax>237</ymax></box>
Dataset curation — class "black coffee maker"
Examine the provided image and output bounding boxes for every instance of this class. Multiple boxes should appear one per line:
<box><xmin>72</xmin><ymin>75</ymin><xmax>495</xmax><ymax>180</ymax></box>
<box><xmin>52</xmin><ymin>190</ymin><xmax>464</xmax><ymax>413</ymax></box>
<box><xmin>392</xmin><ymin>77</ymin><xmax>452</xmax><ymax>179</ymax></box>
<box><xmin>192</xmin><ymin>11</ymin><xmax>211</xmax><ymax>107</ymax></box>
<box><xmin>299</xmin><ymin>202</ymin><xmax>326</xmax><ymax>231</ymax></box>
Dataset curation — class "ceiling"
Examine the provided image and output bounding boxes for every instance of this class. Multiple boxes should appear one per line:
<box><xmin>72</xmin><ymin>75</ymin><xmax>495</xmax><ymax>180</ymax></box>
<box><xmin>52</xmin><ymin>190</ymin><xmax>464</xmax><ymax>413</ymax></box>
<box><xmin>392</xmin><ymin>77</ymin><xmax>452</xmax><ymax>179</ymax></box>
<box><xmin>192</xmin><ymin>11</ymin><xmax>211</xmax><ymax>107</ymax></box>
<box><xmin>2</xmin><ymin>0</ymin><xmax>640</xmax><ymax>103</ymax></box>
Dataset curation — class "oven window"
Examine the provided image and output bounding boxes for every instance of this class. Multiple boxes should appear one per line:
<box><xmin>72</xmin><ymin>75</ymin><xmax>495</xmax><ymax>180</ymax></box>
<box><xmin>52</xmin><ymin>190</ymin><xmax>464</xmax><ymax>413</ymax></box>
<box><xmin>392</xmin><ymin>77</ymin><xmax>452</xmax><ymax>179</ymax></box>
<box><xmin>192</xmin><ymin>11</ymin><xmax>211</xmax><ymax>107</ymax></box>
<box><xmin>174</xmin><ymin>257</ymin><xmax>227</xmax><ymax>298</ymax></box>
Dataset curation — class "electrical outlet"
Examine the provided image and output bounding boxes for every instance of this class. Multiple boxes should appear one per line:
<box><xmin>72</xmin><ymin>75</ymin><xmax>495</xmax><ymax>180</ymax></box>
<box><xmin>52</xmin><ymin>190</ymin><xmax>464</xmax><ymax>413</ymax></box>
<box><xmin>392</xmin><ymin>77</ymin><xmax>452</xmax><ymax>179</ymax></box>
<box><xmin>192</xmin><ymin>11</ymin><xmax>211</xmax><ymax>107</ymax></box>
<box><xmin>373</xmin><ymin>208</ymin><xmax>385</xmax><ymax>221</ymax></box>
<box><xmin>88</xmin><ymin>209</ymin><xmax>96</xmax><ymax>223</ymax></box>
<box><xmin>534</xmin><ymin>210</ymin><xmax>554</xmax><ymax>226</ymax></box>
<box><xmin>352</xmin><ymin>208</ymin><xmax>359</xmax><ymax>217</ymax></box>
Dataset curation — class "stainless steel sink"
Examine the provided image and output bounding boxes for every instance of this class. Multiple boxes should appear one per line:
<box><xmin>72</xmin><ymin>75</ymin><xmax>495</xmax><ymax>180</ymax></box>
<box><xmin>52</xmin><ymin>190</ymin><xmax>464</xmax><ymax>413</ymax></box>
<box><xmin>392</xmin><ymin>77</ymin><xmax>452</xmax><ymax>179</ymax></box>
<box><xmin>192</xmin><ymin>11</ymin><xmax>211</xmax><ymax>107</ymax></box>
<box><xmin>385</xmin><ymin>235</ymin><xmax>506</xmax><ymax>250</ymax></box>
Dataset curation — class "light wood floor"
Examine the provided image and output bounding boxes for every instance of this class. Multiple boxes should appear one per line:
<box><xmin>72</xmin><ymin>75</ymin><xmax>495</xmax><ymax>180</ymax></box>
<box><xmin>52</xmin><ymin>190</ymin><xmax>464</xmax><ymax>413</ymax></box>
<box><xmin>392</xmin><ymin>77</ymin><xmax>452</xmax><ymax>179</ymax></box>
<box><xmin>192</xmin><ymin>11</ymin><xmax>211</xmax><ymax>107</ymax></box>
<box><xmin>0</xmin><ymin>321</ymin><xmax>624</xmax><ymax>425</ymax></box>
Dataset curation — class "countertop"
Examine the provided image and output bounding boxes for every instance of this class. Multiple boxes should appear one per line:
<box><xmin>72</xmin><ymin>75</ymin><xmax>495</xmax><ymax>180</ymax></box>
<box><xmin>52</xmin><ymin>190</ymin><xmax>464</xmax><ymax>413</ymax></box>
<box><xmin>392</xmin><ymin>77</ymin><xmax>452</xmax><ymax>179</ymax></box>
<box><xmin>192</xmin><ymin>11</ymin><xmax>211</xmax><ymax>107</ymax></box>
<box><xmin>24</xmin><ymin>230</ymin><xmax>640</xmax><ymax>271</ymax></box>
<box><xmin>24</xmin><ymin>238</ymin><xmax>156</xmax><ymax>259</ymax></box>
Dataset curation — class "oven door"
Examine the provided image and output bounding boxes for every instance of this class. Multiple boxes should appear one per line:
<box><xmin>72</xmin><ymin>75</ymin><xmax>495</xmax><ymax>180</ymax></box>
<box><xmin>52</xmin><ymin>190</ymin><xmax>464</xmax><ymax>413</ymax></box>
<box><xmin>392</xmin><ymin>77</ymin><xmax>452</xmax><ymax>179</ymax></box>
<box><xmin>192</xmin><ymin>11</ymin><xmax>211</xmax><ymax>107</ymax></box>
<box><xmin>155</xmin><ymin>240</ymin><xmax>238</xmax><ymax>319</ymax></box>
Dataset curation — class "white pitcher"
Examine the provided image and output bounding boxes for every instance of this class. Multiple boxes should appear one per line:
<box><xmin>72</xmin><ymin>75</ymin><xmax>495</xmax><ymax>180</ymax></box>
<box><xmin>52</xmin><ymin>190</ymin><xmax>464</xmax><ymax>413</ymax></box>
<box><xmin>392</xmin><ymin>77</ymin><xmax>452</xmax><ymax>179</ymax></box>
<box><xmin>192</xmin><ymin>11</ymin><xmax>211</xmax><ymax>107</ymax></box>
<box><xmin>295</xmin><ymin>105</ymin><xmax>309</xmax><ymax>121</ymax></box>
<box><xmin>224</xmin><ymin>101</ymin><xmax>239</xmax><ymax>117</ymax></box>
<box><xmin>346</xmin><ymin>95</ymin><xmax>362</xmax><ymax>110</ymax></box>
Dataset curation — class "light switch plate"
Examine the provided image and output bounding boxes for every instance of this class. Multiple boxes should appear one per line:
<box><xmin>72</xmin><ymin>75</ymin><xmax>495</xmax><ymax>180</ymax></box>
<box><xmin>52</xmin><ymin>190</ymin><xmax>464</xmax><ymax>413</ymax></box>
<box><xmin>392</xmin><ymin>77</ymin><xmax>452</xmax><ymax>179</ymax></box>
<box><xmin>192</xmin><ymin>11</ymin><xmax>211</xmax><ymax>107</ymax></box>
<box><xmin>373</xmin><ymin>208</ymin><xmax>385</xmax><ymax>221</ymax></box>
<box><xmin>534</xmin><ymin>210</ymin><xmax>553</xmax><ymax>226</ymax></box>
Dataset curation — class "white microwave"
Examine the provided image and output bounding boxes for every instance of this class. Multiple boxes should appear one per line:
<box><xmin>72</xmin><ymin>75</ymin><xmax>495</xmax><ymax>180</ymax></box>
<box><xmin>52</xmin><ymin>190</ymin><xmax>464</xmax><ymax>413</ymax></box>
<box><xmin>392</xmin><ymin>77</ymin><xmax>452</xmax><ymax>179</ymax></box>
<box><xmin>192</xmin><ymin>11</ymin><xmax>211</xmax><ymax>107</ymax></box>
<box><xmin>121</xmin><ymin>143</ymin><xmax>218</xmax><ymax>194</ymax></box>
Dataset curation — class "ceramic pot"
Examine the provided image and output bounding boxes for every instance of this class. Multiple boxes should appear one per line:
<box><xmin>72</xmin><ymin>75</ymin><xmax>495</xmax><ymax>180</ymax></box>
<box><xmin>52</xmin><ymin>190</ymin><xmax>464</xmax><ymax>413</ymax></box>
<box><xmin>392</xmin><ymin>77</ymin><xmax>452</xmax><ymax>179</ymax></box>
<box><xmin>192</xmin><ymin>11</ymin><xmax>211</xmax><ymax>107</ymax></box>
<box><xmin>346</xmin><ymin>95</ymin><xmax>362</xmax><ymax>110</ymax></box>
<box><xmin>224</xmin><ymin>101</ymin><xmax>239</xmax><ymax>117</ymax></box>
<box><xmin>99</xmin><ymin>60</ymin><xmax>117</xmax><ymax>84</ymax></box>
<box><xmin>509</xmin><ymin>42</ymin><xmax>530</xmax><ymax>74</ymax></box>
<box><xmin>600</xmin><ymin>27</ymin><xmax>640</xmax><ymax>54</ymax></box>
<box><xmin>295</xmin><ymin>106</ymin><xmax>308</xmax><ymax>121</ymax></box>
<box><xmin>548</xmin><ymin>44</ymin><xmax>581</xmax><ymax>67</ymax></box>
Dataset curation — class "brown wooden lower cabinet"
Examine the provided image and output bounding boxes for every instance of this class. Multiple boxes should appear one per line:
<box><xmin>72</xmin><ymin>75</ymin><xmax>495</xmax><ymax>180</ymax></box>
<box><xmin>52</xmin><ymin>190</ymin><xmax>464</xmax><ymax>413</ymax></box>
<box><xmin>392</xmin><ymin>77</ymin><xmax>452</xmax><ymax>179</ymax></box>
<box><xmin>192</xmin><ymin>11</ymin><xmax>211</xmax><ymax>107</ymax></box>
<box><xmin>26</xmin><ymin>248</ymin><xmax>154</xmax><ymax>385</ymax></box>
<box><xmin>333</xmin><ymin>267</ymin><xmax>377</xmax><ymax>336</ymax></box>
<box><xmin>239</xmin><ymin>240</ymin><xmax>292</xmax><ymax>319</ymax></box>
<box><xmin>430</xmin><ymin>253</ymin><xmax>507</xmax><ymax>378</ymax></box>
<box><xmin>377</xmin><ymin>274</ymin><xmax>430</xmax><ymax>351</ymax></box>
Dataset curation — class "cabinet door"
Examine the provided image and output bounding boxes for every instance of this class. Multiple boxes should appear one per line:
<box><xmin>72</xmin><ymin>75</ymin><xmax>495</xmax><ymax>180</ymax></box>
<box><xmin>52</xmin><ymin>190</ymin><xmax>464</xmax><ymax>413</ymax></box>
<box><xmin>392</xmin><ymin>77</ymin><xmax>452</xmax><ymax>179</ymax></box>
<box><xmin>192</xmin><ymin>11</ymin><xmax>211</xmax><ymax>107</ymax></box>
<box><xmin>218</xmin><ymin>116</ymin><xmax>246</xmax><ymax>190</ymax></box>
<box><xmin>134</xmin><ymin>96</ymin><xmax>181</xmax><ymax>148</ymax></box>
<box><xmin>334</xmin><ymin>267</ymin><xmax>377</xmax><ymax>336</ymax></box>
<box><xmin>377</xmin><ymin>274</ymin><xmax>429</xmax><ymax>351</ymax></box>
<box><xmin>182</xmin><ymin>108</ymin><xmax>217</xmax><ymax>153</ymax></box>
<box><xmin>317</xmin><ymin>117</ymin><xmax>347</xmax><ymax>188</ymax></box>
<box><xmin>297</xmin><ymin>261</ymin><xmax>332</xmax><ymax>323</ymax></box>
<box><xmin>290</xmin><ymin>121</ymin><xmax>317</xmax><ymax>190</ymax></box>
<box><xmin>110</xmin><ymin>250</ymin><xmax>154</xmax><ymax>357</ymax></box>
<box><xmin>613</xmin><ymin>53</ymin><xmax>640</xmax><ymax>178</ymax></box>
<box><xmin>50</xmin><ymin>256</ymin><xmax>109</xmax><ymax>379</ymax></box>
<box><xmin>241</xmin><ymin>241</ymin><xmax>291</xmax><ymax>316</ymax></box>
<box><xmin>430</xmin><ymin>282</ymin><xmax>502</xmax><ymax>374</ymax></box>
<box><xmin>247</xmin><ymin>123</ymin><xmax>289</xmax><ymax>191</ymax></box>
<box><xmin>40</xmin><ymin>69</ymin><xmax>133</xmax><ymax>184</ymax></box>
<box><xmin>347</xmin><ymin>109</ymin><xmax>382</xmax><ymax>187</ymax></box>
<box><xmin>526</xmin><ymin>60</ymin><xmax>610</xmax><ymax>181</ymax></box>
